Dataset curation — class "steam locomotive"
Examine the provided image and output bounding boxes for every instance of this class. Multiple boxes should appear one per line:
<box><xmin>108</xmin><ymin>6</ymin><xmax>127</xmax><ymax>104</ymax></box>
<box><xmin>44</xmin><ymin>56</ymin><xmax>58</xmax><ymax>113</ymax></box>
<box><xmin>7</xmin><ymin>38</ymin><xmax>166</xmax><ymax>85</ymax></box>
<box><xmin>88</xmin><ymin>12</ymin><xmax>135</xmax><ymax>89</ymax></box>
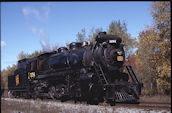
<box><xmin>8</xmin><ymin>32</ymin><xmax>143</xmax><ymax>105</ymax></box>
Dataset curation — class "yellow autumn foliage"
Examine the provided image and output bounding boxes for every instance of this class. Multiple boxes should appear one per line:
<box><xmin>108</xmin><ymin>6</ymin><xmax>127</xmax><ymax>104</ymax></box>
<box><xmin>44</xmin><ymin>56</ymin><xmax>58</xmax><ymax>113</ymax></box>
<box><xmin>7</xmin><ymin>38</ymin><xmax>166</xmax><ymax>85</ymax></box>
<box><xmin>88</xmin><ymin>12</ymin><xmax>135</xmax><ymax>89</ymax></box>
<box><xmin>136</xmin><ymin>1</ymin><xmax>171</xmax><ymax>95</ymax></box>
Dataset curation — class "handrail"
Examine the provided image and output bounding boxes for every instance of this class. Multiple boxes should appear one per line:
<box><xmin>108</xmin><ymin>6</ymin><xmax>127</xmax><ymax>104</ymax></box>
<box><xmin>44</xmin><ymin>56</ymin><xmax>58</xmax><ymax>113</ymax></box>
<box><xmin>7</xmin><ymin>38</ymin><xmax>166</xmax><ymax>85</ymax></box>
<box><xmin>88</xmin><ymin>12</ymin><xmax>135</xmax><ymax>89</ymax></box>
<box><xmin>125</xmin><ymin>65</ymin><xmax>137</xmax><ymax>83</ymax></box>
<box><xmin>129</xmin><ymin>66</ymin><xmax>140</xmax><ymax>84</ymax></box>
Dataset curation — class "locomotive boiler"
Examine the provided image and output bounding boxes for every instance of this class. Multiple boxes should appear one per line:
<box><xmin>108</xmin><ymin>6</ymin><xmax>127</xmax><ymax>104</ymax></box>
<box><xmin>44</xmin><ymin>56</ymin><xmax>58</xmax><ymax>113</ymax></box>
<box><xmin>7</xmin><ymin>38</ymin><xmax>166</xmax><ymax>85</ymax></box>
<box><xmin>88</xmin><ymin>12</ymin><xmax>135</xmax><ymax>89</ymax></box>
<box><xmin>8</xmin><ymin>32</ymin><xmax>143</xmax><ymax>105</ymax></box>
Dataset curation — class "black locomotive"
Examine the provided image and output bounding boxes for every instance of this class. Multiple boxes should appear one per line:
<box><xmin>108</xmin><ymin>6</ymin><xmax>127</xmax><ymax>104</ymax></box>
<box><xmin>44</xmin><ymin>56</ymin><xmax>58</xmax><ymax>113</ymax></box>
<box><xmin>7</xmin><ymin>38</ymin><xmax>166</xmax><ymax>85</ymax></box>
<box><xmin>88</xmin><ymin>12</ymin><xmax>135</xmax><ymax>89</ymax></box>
<box><xmin>8</xmin><ymin>32</ymin><xmax>143</xmax><ymax>105</ymax></box>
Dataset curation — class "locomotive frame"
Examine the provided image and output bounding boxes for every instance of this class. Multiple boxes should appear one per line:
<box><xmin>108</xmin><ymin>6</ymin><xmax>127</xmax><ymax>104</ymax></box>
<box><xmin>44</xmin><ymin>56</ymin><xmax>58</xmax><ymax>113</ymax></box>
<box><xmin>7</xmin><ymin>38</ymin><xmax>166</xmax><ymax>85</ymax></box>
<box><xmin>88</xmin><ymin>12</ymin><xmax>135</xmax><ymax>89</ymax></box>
<box><xmin>8</xmin><ymin>32</ymin><xmax>143</xmax><ymax>106</ymax></box>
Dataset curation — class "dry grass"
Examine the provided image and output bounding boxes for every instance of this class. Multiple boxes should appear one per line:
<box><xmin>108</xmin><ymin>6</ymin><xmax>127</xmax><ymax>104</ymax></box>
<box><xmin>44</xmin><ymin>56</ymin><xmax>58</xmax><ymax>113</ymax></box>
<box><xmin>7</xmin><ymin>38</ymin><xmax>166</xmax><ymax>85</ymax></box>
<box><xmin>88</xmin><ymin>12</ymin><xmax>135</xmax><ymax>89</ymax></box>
<box><xmin>1</xmin><ymin>97</ymin><xmax>171</xmax><ymax>113</ymax></box>
<box><xmin>1</xmin><ymin>89</ymin><xmax>171</xmax><ymax>113</ymax></box>
<box><xmin>1</xmin><ymin>98</ymin><xmax>60</xmax><ymax>113</ymax></box>
<box><xmin>139</xmin><ymin>95</ymin><xmax>171</xmax><ymax>104</ymax></box>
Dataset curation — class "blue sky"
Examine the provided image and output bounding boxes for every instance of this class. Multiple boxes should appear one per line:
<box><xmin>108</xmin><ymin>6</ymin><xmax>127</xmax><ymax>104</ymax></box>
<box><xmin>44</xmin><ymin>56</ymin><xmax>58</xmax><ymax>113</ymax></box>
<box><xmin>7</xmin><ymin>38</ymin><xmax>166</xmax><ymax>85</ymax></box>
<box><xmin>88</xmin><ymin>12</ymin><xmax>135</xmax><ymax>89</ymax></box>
<box><xmin>1</xmin><ymin>2</ymin><xmax>153</xmax><ymax>70</ymax></box>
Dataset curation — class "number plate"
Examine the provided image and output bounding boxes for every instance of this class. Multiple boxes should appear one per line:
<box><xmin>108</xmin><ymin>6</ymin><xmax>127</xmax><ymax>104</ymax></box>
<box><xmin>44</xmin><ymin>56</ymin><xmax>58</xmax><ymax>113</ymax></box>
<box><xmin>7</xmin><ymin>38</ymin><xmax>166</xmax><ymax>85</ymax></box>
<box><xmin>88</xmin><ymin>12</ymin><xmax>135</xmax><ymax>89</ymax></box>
<box><xmin>28</xmin><ymin>72</ymin><xmax>36</xmax><ymax>79</ymax></box>
<box><xmin>117</xmin><ymin>56</ymin><xmax>123</xmax><ymax>61</ymax></box>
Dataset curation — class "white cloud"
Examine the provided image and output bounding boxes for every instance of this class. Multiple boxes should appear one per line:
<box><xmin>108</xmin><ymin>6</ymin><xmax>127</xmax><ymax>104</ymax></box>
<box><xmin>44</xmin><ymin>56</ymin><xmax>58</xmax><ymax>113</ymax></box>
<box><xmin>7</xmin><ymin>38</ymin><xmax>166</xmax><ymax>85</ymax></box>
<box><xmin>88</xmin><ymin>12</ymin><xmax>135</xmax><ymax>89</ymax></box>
<box><xmin>22</xmin><ymin>5</ymin><xmax>51</xmax><ymax>22</ymax></box>
<box><xmin>39</xmin><ymin>28</ymin><xmax>44</xmax><ymax>34</ymax></box>
<box><xmin>40</xmin><ymin>40</ymin><xmax>47</xmax><ymax>47</ymax></box>
<box><xmin>28</xmin><ymin>25</ymin><xmax>37</xmax><ymax>34</ymax></box>
<box><xmin>40</xmin><ymin>40</ymin><xmax>51</xmax><ymax>52</ymax></box>
<box><xmin>22</xmin><ymin>4</ymin><xmax>52</xmax><ymax>52</ymax></box>
<box><xmin>43</xmin><ymin>5</ymin><xmax>51</xmax><ymax>20</ymax></box>
<box><xmin>38</xmin><ymin>28</ymin><xmax>50</xmax><ymax>40</ymax></box>
<box><xmin>1</xmin><ymin>41</ymin><xmax>7</xmax><ymax>47</ymax></box>
<box><xmin>22</xmin><ymin>5</ymin><xmax>51</xmax><ymax>38</ymax></box>
<box><xmin>22</xmin><ymin>7</ymin><xmax>41</xmax><ymax>21</ymax></box>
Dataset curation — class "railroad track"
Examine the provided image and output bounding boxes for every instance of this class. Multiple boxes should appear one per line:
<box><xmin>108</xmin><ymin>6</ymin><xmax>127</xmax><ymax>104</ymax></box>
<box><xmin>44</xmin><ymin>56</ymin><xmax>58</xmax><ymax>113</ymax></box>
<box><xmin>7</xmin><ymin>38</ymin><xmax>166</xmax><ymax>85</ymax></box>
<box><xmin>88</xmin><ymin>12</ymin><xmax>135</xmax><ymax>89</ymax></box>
<box><xmin>115</xmin><ymin>102</ymin><xmax>171</xmax><ymax>110</ymax></box>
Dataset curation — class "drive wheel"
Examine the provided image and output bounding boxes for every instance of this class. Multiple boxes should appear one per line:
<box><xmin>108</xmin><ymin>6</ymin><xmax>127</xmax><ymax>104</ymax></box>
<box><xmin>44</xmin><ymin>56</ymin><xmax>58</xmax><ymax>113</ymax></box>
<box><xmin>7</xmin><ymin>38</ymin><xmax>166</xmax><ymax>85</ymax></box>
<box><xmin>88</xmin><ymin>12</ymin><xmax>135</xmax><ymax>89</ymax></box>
<box><xmin>87</xmin><ymin>96</ymin><xmax>99</xmax><ymax>105</ymax></box>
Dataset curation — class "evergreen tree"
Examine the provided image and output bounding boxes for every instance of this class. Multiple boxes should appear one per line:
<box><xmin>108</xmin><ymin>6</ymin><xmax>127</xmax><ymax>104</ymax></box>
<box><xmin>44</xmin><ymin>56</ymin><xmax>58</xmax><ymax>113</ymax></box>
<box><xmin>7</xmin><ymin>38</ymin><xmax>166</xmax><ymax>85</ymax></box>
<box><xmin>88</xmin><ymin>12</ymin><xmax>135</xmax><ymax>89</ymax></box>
<box><xmin>17</xmin><ymin>51</ymin><xmax>29</xmax><ymax>60</ymax></box>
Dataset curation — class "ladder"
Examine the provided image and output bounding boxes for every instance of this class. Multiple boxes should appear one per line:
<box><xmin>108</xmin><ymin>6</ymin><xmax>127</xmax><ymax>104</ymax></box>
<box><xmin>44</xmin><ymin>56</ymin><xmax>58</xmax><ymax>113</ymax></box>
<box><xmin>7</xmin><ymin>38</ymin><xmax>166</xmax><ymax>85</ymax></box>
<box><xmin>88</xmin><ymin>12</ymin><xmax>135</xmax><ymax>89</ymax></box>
<box><xmin>94</xmin><ymin>63</ymin><xmax>108</xmax><ymax>85</ymax></box>
<box><xmin>92</xmin><ymin>42</ymin><xmax>108</xmax><ymax>85</ymax></box>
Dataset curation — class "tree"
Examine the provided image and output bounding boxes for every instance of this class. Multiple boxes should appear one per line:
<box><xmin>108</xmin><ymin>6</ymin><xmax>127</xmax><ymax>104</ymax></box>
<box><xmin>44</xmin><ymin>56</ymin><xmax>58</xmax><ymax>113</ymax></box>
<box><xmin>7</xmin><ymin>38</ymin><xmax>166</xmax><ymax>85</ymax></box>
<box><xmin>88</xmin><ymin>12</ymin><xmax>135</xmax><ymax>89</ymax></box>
<box><xmin>108</xmin><ymin>20</ymin><xmax>138</xmax><ymax>58</ymax></box>
<box><xmin>125</xmin><ymin>54</ymin><xmax>137</xmax><ymax>71</ymax></box>
<box><xmin>17</xmin><ymin>50</ymin><xmax>43</xmax><ymax>60</ymax></box>
<box><xmin>150</xmin><ymin>1</ymin><xmax>171</xmax><ymax>94</ymax></box>
<box><xmin>28</xmin><ymin>50</ymin><xmax>43</xmax><ymax>58</ymax></box>
<box><xmin>88</xmin><ymin>27</ymin><xmax>103</xmax><ymax>44</ymax></box>
<box><xmin>136</xmin><ymin>1</ymin><xmax>171</xmax><ymax>95</ymax></box>
<box><xmin>136</xmin><ymin>27</ymin><xmax>159</xmax><ymax>95</ymax></box>
<box><xmin>17</xmin><ymin>51</ymin><xmax>29</xmax><ymax>60</ymax></box>
<box><xmin>76</xmin><ymin>27</ymin><xmax>103</xmax><ymax>44</ymax></box>
<box><xmin>51</xmin><ymin>44</ymin><xmax>59</xmax><ymax>51</ymax></box>
<box><xmin>1</xmin><ymin>64</ymin><xmax>17</xmax><ymax>89</ymax></box>
<box><xmin>76</xmin><ymin>28</ymin><xmax>87</xmax><ymax>42</ymax></box>
<box><xmin>76</xmin><ymin>20</ymin><xmax>137</xmax><ymax>56</ymax></box>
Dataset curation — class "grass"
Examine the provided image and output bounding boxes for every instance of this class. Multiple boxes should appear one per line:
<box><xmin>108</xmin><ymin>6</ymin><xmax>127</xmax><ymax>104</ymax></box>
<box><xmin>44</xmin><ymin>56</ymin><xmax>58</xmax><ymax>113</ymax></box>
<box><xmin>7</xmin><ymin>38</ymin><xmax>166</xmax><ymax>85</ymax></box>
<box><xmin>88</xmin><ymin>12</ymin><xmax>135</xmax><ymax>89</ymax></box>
<box><xmin>139</xmin><ymin>95</ymin><xmax>171</xmax><ymax>104</ymax></box>
<box><xmin>1</xmin><ymin>97</ymin><xmax>171</xmax><ymax>113</ymax></box>
<box><xmin>1</xmin><ymin>98</ymin><xmax>60</xmax><ymax>113</ymax></box>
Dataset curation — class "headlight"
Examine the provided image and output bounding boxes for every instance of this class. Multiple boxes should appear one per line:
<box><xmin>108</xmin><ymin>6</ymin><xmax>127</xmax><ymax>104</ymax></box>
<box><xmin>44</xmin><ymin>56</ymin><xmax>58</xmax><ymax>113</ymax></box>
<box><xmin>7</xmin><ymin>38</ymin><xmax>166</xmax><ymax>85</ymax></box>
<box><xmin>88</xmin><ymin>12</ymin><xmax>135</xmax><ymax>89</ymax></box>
<box><xmin>117</xmin><ymin>51</ymin><xmax>123</xmax><ymax>55</ymax></box>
